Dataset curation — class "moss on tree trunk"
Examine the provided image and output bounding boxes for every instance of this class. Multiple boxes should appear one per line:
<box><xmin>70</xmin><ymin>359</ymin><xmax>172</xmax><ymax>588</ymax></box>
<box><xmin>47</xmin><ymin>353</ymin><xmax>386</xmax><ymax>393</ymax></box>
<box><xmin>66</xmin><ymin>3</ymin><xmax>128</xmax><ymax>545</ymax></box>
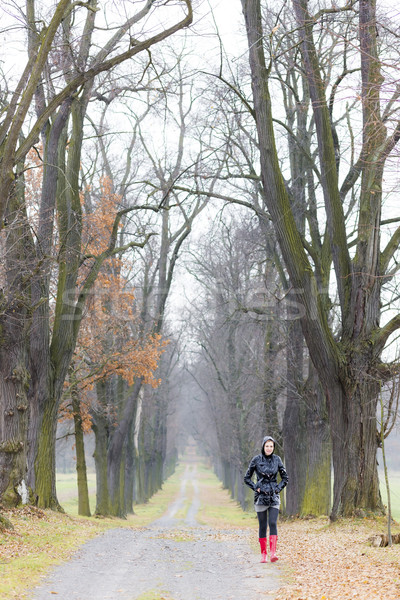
<box><xmin>0</xmin><ymin>513</ymin><xmax>13</xmax><ymax>531</ymax></box>
<box><xmin>34</xmin><ymin>396</ymin><xmax>63</xmax><ymax>511</ymax></box>
<box><xmin>72</xmin><ymin>386</ymin><xmax>91</xmax><ymax>517</ymax></box>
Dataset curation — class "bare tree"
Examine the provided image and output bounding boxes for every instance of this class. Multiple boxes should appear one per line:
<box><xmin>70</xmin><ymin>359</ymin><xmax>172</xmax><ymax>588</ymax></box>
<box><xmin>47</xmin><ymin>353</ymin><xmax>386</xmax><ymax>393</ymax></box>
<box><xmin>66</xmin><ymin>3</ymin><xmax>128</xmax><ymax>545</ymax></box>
<box><xmin>0</xmin><ymin>0</ymin><xmax>192</xmax><ymax>509</ymax></box>
<box><xmin>240</xmin><ymin>0</ymin><xmax>400</xmax><ymax>518</ymax></box>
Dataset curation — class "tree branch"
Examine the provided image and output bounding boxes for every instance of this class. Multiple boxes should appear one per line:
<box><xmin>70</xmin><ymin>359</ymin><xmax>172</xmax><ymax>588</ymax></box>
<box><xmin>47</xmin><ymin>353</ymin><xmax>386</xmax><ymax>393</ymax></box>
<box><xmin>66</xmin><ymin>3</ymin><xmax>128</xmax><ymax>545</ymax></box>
<box><xmin>15</xmin><ymin>1</ymin><xmax>193</xmax><ymax>162</ymax></box>
<box><xmin>293</xmin><ymin>0</ymin><xmax>352</xmax><ymax>317</ymax></box>
<box><xmin>171</xmin><ymin>184</ymin><xmax>270</xmax><ymax>220</ymax></box>
<box><xmin>313</xmin><ymin>0</ymin><xmax>358</xmax><ymax>22</ymax></box>
<box><xmin>200</xmin><ymin>71</ymin><xmax>256</xmax><ymax>119</ymax></box>
<box><xmin>379</xmin><ymin>119</ymin><xmax>400</xmax><ymax>164</ymax></box>
<box><xmin>373</xmin><ymin>315</ymin><xmax>400</xmax><ymax>355</ymax></box>
<box><xmin>381</xmin><ymin>226</ymin><xmax>400</xmax><ymax>275</ymax></box>
<box><xmin>339</xmin><ymin>155</ymin><xmax>363</xmax><ymax>201</ymax></box>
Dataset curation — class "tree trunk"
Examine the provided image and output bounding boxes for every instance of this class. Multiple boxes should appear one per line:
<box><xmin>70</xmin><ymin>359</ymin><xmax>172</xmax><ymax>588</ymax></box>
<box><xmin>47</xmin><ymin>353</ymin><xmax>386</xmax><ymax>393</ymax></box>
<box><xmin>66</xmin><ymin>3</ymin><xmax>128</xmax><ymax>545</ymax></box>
<box><xmin>144</xmin><ymin>459</ymin><xmax>151</xmax><ymax>499</ymax></box>
<box><xmin>330</xmin><ymin>365</ymin><xmax>381</xmax><ymax>519</ymax></box>
<box><xmin>107</xmin><ymin>444</ymin><xmax>125</xmax><ymax>517</ymax></box>
<box><xmin>283</xmin><ymin>315</ymin><xmax>306</xmax><ymax>515</ymax></box>
<box><xmin>33</xmin><ymin>93</ymin><xmax>85</xmax><ymax>508</ymax></box>
<box><xmin>107</xmin><ymin>379</ymin><xmax>142</xmax><ymax>516</ymax></box>
<box><xmin>241</xmin><ymin>0</ymin><xmax>383</xmax><ymax>517</ymax></box>
<box><xmin>124</xmin><ymin>424</ymin><xmax>135</xmax><ymax>514</ymax></box>
<box><xmin>27</xmin><ymin>100</ymin><xmax>72</xmax><ymax>493</ymax></box>
<box><xmin>118</xmin><ymin>448</ymin><xmax>126</xmax><ymax>517</ymax></box>
<box><xmin>134</xmin><ymin>397</ymin><xmax>147</xmax><ymax>505</ymax></box>
<box><xmin>135</xmin><ymin>446</ymin><xmax>146</xmax><ymax>504</ymax></box>
<box><xmin>283</xmin><ymin>306</ymin><xmax>331</xmax><ymax>516</ymax></box>
<box><xmin>300</xmin><ymin>363</ymin><xmax>331</xmax><ymax>516</ymax></box>
<box><xmin>92</xmin><ymin>382</ymin><xmax>110</xmax><ymax>516</ymax></box>
<box><xmin>72</xmin><ymin>386</ymin><xmax>91</xmax><ymax>517</ymax></box>
<box><xmin>0</xmin><ymin>186</ymin><xmax>32</xmax><ymax>507</ymax></box>
<box><xmin>0</xmin><ymin>321</ymin><xmax>30</xmax><ymax>506</ymax></box>
<box><xmin>262</xmin><ymin>314</ymin><xmax>282</xmax><ymax>443</ymax></box>
<box><xmin>34</xmin><ymin>377</ymin><xmax>64</xmax><ymax>510</ymax></box>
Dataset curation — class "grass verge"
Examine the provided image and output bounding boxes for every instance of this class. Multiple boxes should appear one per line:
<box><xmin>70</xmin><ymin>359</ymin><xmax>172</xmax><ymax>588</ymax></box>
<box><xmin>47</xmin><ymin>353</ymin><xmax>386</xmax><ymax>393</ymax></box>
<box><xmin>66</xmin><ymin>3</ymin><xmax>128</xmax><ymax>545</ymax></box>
<box><xmin>0</xmin><ymin>506</ymin><xmax>115</xmax><ymax>600</ymax></box>
<box><xmin>195</xmin><ymin>462</ymin><xmax>256</xmax><ymax>529</ymax></box>
<box><xmin>0</xmin><ymin>464</ymin><xmax>187</xmax><ymax>599</ymax></box>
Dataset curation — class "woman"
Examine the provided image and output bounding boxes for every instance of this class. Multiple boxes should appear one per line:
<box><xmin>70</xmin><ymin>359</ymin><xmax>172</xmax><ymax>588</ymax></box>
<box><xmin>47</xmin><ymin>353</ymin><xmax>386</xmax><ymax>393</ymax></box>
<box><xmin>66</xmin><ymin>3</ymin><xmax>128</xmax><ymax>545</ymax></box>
<box><xmin>244</xmin><ymin>435</ymin><xmax>288</xmax><ymax>563</ymax></box>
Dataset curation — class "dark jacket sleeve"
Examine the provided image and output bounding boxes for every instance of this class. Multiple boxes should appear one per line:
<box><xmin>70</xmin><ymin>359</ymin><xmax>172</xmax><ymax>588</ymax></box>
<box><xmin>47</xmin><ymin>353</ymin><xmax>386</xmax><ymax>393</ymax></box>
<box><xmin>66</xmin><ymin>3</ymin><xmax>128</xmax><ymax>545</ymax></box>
<box><xmin>275</xmin><ymin>457</ymin><xmax>288</xmax><ymax>493</ymax></box>
<box><xmin>244</xmin><ymin>457</ymin><xmax>257</xmax><ymax>491</ymax></box>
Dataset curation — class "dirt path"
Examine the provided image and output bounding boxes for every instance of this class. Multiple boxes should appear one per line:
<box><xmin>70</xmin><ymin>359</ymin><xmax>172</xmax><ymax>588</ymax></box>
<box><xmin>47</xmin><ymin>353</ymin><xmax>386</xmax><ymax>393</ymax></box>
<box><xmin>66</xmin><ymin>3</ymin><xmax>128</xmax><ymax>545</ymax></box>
<box><xmin>31</xmin><ymin>464</ymin><xmax>283</xmax><ymax>600</ymax></box>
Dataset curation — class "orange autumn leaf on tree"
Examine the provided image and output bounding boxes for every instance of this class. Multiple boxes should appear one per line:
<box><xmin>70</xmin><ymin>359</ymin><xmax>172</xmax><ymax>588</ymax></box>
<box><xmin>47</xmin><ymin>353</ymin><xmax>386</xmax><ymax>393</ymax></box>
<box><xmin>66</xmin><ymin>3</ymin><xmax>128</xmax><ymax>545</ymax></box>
<box><xmin>60</xmin><ymin>175</ymin><xmax>166</xmax><ymax>427</ymax></box>
<box><xmin>81</xmin><ymin>175</ymin><xmax>123</xmax><ymax>257</ymax></box>
<box><xmin>76</xmin><ymin>272</ymin><xmax>166</xmax><ymax>390</ymax></box>
<box><xmin>62</xmin><ymin>274</ymin><xmax>167</xmax><ymax>429</ymax></box>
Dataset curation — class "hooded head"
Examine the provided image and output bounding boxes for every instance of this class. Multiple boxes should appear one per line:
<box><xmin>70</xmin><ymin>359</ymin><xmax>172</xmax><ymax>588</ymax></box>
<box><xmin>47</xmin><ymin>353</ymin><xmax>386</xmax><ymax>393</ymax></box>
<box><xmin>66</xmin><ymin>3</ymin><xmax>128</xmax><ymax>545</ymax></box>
<box><xmin>261</xmin><ymin>435</ymin><xmax>275</xmax><ymax>456</ymax></box>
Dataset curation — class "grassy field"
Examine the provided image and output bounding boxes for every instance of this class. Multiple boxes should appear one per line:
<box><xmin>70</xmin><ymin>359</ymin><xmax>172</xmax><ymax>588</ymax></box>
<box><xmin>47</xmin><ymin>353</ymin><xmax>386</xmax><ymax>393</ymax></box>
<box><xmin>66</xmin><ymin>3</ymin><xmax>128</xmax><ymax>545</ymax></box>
<box><xmin>195</xmin><ymin>463</ymin><xmax>256</xmax><ymax>528</ymax></box>
<box><xmin>56</xmin><ymin>463</ymin><xmax>257</xmax><ymax>526</ymax></box>
<box><xmin>379</xmin><ymin>471</ymin><xmax>400</xmax><ymax>521</ymax></box>
<box><xmin>56</xmin><ymin>466</ymin><xmax>400</xmax><ymax>522</ymax></box>
<box><xmin>56</xmin><ymin>464</ymin><xmax>193</xmax><ymax>525</ymax></box>
<box><xmin>56</xmin><ymin>472</ymin><xmax>96</xmax><ymax>515</ymax></box>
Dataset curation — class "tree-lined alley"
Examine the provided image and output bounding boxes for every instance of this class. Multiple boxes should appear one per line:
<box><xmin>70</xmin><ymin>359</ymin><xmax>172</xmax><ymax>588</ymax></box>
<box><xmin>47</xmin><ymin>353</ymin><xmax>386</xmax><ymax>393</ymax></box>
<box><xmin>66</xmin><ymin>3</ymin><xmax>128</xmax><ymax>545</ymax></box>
<box><xmin>1</xmin><ymin>0</ymin><xmax>400</xmax><ymax>525</ymax></box>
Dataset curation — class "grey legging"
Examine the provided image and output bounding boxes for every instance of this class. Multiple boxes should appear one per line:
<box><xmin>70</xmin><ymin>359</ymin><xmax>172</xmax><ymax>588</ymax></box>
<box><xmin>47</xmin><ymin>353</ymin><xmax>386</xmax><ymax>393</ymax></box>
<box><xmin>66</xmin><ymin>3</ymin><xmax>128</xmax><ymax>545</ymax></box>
<box><xmin>257</xmin><ymin>507</ymin><xmax>279</xmax><ymax>537</ymax></box>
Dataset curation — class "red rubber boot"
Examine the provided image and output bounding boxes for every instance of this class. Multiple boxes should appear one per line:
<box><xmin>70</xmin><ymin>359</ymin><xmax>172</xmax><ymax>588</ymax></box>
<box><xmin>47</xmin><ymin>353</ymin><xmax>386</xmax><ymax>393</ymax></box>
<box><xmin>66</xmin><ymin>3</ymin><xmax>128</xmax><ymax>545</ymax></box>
<box><xmin>269</xmin><ymin>535</ymin><xmax>278</xmax><ymax>562</ymax></box>
<box><xmin>259</xmin><ymin>537</ymin><xmax>267</xmax><ymax>563</ymax></box>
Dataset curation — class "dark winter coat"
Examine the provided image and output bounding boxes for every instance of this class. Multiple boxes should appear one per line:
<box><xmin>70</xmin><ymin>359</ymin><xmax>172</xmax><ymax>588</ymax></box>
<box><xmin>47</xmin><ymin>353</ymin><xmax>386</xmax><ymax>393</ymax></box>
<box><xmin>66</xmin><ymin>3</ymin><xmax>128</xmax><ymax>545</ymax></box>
<box><xmin>244</xmin><ymin>436</ymin><xmax>288</xmax><ymax>507</ymax></box>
